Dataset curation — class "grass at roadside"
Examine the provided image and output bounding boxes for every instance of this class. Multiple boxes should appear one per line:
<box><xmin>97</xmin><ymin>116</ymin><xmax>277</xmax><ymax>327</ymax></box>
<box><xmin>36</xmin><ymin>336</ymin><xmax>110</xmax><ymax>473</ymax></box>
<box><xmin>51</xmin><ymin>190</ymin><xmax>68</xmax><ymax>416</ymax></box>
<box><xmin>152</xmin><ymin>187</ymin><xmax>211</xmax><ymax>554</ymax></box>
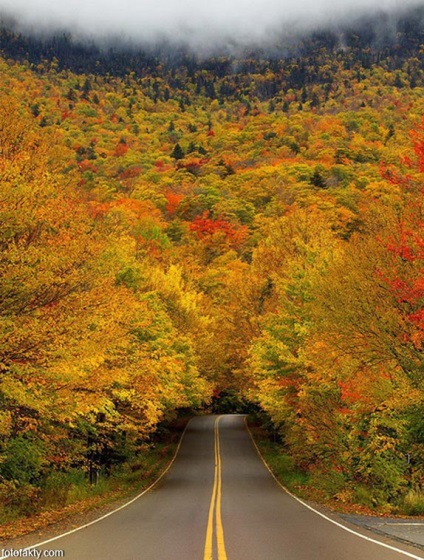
<box><xmin>246</xmin><ymin>421</ymin><xmax>311</xmax><ymax>497</ymax></box>
<box><xmin>247</xmin><ymin>418</ymin><xmax>424</xmax><ymax>517</ymax></box>
<box><xmin>247</xmin><ymin>418</ymin><xmax>387</xmax><ymax>515</ymax></box>
<box><xmin>0</xmin><ymin>418</ymin><xmax>189</xmax><ymax>540</ymax></box>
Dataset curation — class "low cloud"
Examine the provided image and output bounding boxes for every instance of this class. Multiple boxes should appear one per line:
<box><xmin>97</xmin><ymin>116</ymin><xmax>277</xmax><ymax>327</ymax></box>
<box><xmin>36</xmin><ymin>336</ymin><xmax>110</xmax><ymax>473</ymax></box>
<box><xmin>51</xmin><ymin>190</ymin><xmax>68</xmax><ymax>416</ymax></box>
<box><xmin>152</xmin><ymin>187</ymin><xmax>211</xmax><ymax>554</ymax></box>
<box><xmin>0</xmin><ymin>0</ymin><xmax>423</xmax><ymax>49</ymax></box>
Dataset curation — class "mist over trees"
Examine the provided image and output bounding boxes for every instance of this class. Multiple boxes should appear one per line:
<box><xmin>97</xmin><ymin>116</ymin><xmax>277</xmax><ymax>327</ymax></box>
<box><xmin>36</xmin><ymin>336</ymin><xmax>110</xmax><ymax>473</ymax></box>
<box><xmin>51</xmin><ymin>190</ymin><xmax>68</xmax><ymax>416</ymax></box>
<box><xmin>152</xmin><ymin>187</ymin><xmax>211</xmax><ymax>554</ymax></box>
<box><xmin>1</xmin><ymin>4</ymin><xmax>424</xmax><ymax>67</ymax></box>
<box><xmin>0</xmin><ymin>0</ymin><xmax>423</xmax><ymax>49</ymax></box>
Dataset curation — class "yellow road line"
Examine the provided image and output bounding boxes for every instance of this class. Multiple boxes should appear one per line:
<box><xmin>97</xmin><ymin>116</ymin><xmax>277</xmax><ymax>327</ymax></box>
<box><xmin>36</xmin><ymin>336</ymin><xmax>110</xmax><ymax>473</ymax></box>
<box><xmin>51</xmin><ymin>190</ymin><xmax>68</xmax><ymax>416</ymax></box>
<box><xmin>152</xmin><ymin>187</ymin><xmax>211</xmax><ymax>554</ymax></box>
<box><xmin>216</xmin><ymin>419</ymin><xmax>226</xmax><ymax>560</ymax></box>
<box><xmin>203</xmin><ymin>416</ymin><xmax>228</xmax><ymax>560</ymax></box>
<box><xmin>204</xmin><ymin>419</ymin><xmax>218</xmax><ymax>560</ymax></box>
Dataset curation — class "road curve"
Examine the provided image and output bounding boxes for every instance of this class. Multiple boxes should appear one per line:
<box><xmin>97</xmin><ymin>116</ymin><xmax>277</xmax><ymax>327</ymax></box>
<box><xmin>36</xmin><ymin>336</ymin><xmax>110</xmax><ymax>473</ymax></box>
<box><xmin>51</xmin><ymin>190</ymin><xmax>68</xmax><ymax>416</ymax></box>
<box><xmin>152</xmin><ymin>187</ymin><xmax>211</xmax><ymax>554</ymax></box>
<box><xmin>13</xmin><ymin>415</ymin><xmax>424</xmax><ymax>560</ymax></box>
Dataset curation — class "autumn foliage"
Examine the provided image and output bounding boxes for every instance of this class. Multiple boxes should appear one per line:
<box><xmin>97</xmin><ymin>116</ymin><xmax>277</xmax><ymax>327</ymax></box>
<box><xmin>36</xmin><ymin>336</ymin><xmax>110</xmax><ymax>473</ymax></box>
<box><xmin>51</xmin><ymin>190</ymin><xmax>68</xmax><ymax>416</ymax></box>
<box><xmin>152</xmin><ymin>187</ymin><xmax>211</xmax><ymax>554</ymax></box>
<box><xmin>2</xmin><ymin>33</ymin><xmax>424</xmax><ymax>520</ymax></box>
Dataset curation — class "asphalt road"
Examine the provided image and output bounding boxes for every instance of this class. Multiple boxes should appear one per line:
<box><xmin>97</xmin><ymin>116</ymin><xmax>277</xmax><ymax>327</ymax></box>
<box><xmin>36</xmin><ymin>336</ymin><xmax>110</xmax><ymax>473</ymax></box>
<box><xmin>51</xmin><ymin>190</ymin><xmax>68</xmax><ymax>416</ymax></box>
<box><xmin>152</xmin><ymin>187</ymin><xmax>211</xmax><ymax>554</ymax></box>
<box><xmin>9</xmin><ymin>415</ymin><xmax>424</xmax><ymax>560</ymax></box>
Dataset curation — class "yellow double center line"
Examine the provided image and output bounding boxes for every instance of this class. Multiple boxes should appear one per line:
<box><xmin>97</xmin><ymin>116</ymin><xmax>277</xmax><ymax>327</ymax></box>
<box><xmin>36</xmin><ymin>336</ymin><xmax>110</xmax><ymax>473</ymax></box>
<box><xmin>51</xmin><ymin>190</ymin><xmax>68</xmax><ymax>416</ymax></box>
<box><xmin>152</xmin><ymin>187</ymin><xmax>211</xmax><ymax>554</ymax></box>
<box><xmin>203</xmin><ymin>416</ymin><xmax>228</xmax><ymax>560</ymax></box>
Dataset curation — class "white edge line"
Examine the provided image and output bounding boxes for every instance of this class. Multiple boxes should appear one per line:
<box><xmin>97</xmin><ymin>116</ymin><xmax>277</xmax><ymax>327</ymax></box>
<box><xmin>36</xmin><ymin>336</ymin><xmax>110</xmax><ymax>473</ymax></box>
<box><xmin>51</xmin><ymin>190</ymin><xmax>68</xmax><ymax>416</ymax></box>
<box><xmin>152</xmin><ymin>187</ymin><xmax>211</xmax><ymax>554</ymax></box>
<box><xmin>0</xmin><ymin>419</ymin><xmax>192</xmax><ymax>558</ymax></box>
<box><xmin>244</xmin><ymin>417</ymin><xmax>424</xmax><ymax>560</ymax></box>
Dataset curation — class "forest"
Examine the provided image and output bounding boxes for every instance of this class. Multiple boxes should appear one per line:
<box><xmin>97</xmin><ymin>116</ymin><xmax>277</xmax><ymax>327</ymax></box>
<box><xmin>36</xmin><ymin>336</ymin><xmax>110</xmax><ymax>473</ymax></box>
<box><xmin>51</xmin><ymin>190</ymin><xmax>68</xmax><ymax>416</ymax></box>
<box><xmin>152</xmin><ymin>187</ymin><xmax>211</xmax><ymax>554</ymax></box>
<box><xmin>2</xmin><ymin>5</ymin><xmax>424</xmax><ymax>525</ymax></box>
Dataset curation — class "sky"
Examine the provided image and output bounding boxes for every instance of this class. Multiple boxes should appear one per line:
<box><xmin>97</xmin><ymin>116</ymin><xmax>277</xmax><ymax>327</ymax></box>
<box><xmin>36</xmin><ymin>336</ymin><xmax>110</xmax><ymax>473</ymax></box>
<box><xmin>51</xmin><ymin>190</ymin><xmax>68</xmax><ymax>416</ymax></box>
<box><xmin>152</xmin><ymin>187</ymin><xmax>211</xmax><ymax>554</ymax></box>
<box><xmin>0</xmin><ymin>0</ymin><xmax>422</xmax><ymax>49</ymax></box>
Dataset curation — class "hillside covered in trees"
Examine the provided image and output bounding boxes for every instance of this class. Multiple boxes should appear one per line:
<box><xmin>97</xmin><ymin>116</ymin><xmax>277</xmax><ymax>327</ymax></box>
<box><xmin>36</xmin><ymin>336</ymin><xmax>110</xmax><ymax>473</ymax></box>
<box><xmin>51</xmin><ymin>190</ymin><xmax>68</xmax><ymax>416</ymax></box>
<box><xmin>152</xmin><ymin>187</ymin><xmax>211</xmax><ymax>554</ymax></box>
<box><xmin>2</xmin><ymin>6</ymin><xmax>424</xmax><ymax>522</ymax></box>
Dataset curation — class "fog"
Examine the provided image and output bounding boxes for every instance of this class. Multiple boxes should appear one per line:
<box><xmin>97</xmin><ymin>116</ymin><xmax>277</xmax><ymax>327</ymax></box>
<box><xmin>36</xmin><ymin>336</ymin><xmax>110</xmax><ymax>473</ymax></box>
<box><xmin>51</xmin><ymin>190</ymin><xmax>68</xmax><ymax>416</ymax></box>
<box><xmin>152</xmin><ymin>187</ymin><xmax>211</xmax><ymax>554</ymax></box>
<box><xmin>0</xmin><ymin>0</ymin><xmax>423</xmax><ymax>49</ymax></box>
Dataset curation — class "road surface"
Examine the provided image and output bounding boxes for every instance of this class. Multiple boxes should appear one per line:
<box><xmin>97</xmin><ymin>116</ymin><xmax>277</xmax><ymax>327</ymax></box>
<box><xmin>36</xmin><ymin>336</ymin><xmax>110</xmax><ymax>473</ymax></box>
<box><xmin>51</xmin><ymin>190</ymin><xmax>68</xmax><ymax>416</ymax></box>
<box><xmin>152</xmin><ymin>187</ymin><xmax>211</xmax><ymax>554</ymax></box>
<box><xmin>7</xmin><ymin>415</ymin><xmax>424</xmax><ymax>560</ymax></box>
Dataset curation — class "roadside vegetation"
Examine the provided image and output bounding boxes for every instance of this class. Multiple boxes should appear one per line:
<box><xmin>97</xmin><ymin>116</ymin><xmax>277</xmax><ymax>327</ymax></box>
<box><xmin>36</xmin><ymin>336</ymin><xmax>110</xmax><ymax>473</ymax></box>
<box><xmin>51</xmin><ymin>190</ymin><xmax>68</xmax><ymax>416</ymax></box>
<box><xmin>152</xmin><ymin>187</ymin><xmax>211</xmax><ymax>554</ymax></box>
<box><xmin>0</xmin><ymin>418</ymin><xmax>189</xmax><ymax>539</ymax></box>
<box><xmin>249</xmin><ymin>416</ymin><xmax>424</xmax><ymax>517</ymax></box>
